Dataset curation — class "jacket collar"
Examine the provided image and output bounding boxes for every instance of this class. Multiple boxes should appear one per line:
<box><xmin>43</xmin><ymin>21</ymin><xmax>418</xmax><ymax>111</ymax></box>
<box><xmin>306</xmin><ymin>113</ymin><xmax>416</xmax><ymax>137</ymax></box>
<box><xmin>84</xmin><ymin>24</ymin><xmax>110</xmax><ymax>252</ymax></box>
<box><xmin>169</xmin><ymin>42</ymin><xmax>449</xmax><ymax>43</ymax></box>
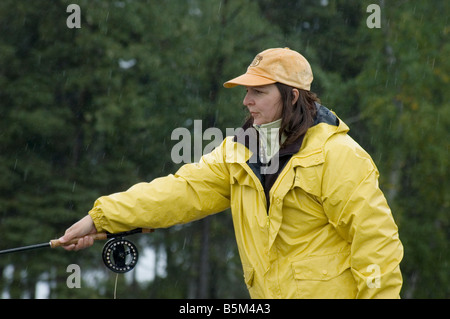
<box><xmin>232</xmin><ymin>103</ymin><xmax>347</xmax><ymax>164</ymax></box>
<box><xmin>293</xmin><ymin>104</ymin><xmax>349</xmax><ymax>166</ymax></box>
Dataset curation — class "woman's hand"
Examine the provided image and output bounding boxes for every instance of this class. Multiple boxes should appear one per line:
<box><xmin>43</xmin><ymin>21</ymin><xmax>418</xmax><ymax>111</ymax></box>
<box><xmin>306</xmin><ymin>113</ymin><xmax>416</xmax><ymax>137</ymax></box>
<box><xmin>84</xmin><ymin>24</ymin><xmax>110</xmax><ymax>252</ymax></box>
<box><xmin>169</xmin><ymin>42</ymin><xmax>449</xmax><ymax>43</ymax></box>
<box><xmin>58</xmin><ymin>215</ymin><xmax>97</xmax><ymax>251</ymax></box>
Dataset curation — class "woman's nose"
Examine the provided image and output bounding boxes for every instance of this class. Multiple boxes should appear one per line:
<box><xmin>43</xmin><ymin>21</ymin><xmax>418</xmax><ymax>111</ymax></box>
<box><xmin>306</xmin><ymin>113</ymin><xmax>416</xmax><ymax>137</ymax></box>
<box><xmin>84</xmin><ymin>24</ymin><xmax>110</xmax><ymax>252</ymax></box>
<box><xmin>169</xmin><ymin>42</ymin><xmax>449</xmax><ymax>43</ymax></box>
<box><xmin>243</xmin><ymin>92</ymin><xmax>253</xmax><ymax>106</ymax></box>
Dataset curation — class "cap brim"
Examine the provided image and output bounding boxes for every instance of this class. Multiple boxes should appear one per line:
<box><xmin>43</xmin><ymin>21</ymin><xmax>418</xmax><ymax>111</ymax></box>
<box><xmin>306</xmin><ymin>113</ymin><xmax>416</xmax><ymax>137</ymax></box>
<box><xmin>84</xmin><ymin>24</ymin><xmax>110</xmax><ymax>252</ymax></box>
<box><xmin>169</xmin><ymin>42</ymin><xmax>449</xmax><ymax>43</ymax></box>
<box><xmin>223</xmin><ymin>73</ymin><xmax>276</xmax><ymax>88</ymax></box>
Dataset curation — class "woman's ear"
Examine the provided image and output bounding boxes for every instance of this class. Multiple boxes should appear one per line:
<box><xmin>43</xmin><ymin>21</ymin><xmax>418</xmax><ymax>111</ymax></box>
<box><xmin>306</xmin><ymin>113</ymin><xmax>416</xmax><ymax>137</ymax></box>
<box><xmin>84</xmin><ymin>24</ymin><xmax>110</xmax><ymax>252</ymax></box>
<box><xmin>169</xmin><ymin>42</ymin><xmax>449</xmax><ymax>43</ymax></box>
<box><xmin>291</xmin><ymin>89</ymin><xmax>299</xmax><ymax>105</ymax></box>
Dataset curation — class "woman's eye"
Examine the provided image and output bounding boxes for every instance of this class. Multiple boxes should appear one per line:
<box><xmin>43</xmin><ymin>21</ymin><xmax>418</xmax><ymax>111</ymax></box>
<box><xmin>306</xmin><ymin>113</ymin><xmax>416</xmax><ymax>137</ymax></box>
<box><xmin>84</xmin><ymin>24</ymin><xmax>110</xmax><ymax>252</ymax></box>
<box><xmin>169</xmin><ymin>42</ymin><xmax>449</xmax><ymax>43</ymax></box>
<box><xmin>245</xmin><ymin>88</ymin><xmax>264</xmax><ymax>95</ymax></box>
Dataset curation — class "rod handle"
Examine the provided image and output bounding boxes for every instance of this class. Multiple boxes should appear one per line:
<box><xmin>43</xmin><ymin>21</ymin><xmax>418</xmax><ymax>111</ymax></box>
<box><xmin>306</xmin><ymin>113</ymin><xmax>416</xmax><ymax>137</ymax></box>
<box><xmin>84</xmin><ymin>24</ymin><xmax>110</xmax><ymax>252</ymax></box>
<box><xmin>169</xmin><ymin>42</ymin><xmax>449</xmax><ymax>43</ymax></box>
<box><xmin>50</xmin><ymin>233</ymin><xmax>107</xmax><ymax>248</ymax></box>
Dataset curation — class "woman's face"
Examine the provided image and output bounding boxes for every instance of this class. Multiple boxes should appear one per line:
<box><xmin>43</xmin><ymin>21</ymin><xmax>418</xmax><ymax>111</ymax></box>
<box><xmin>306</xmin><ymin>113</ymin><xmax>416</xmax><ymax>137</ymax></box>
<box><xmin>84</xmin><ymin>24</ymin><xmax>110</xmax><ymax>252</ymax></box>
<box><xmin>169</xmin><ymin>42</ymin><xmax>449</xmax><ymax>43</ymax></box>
<box><xmin>243</xmin><ymin>84</ymin><xmax>282</xmax><ymax>125</ymax></box>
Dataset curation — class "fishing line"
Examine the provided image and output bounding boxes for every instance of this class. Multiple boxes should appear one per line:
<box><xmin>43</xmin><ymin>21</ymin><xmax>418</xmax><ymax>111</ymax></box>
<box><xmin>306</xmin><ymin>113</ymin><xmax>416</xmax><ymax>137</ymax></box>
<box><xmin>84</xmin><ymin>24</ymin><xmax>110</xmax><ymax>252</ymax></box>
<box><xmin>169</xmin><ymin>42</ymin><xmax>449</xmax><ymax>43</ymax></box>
<box><xmin>114</xmin><ymin>273</ymin><xmax>119</xmax><ymax>299</ymax></box>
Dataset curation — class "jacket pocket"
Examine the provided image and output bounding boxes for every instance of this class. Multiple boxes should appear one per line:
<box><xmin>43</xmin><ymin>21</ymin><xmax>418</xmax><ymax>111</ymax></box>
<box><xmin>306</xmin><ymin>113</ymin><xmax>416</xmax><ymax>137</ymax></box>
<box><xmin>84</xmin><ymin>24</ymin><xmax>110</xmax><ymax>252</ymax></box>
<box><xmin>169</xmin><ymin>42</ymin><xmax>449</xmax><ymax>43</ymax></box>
<box><xmin>291</xmin><ymin>252</ymin><xmax>356</xmax><ymax>298</ymax></box>
<box><xmin>291</xmin><ymin>252</ymin><xmax>350</xmax><ymax>281</ymax></box>
<box><xmin>292</xmin><ymin>166</ymin><xmax>322</xmax><ymax>198</ymax></box>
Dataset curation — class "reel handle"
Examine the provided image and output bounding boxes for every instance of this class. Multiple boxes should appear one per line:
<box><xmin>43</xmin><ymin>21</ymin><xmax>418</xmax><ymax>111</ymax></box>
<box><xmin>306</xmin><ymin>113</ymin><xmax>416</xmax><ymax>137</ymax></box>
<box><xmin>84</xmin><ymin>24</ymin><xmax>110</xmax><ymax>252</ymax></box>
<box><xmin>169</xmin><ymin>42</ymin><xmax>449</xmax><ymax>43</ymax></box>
<box><xmin>50</xmin><ymin>233</ymin><xmax>107</xmax><ymax>248</ymax></box>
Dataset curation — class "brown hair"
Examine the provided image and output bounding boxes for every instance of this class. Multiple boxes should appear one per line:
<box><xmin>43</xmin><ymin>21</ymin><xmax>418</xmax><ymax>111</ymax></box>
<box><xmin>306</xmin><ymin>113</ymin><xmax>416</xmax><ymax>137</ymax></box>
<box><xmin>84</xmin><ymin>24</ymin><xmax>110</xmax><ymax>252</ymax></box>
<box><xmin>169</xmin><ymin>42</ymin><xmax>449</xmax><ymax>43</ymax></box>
<box><xmin>276</xmin><ymin>83</ymin><xmax>319</xmax><ymax>147</ymax></box>
<box><xmin>241</xmin><ymin>83</ymin><xmax>319</xmax><ymax>147</ymax></box>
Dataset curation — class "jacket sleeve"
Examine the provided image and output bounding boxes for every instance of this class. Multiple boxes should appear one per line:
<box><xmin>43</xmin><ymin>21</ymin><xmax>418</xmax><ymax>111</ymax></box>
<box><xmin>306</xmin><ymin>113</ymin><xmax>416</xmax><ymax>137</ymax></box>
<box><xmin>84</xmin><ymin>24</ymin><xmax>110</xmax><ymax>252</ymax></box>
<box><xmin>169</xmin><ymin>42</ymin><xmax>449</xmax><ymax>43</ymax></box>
<box><xmin>321</xmin><ymin>134</ymin><xmax>403</xmax><ymax>299</ymax></box>
<box><xmin>89</xmin><ymin>139</ymin><xmax>231</xmax><ymax>233</ymax></box>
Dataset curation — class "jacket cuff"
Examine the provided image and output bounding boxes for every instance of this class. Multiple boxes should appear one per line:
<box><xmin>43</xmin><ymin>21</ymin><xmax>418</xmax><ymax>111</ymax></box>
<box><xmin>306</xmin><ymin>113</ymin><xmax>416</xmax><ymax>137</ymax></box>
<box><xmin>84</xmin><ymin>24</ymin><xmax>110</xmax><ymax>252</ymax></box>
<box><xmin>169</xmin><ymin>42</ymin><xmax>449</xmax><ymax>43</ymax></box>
<box><xmin>88</xmin><ymin>206</ymin><xmax>106</xmax><ymax>233</ymax></box>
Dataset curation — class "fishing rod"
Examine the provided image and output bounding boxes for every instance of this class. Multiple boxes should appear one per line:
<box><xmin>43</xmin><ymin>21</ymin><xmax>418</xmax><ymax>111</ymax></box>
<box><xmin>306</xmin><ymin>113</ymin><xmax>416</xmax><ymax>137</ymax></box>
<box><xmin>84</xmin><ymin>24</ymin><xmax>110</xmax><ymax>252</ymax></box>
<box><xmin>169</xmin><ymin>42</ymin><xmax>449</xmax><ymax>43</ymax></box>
<box><xmin>0</xmin><ymin>228</ymin><xmax>154</xmax><ymax>273</ymax></box>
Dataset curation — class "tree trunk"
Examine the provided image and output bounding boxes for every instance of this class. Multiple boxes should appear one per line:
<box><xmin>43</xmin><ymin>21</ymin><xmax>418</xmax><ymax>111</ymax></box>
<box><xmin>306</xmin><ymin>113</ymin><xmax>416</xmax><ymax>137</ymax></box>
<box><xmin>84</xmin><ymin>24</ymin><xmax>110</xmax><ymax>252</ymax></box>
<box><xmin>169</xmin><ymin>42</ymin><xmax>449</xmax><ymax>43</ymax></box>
<box><xmin>197</xmin><ymin>218</ymin><xmax>210</xmax><ymax>298</ymax></box>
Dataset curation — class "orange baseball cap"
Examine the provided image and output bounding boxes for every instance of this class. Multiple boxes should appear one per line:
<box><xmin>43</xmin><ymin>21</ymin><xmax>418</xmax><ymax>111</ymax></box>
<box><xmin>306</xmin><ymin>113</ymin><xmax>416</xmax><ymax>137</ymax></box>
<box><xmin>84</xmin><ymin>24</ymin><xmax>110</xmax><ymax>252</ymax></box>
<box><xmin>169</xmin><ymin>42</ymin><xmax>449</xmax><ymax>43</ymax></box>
<box><xmin>223</xmin><ymin>47</ymin><xmax>313</xmax><ymax>91</ymax></box>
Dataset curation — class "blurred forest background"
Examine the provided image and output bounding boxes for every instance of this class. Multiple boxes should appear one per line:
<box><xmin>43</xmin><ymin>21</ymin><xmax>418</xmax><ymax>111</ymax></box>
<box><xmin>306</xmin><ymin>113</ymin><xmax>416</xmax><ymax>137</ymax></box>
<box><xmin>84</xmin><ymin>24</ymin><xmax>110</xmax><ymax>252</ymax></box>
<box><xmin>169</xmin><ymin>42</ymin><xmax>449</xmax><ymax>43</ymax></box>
<box><xmin>0</xmin><ymin>0</ymin><xmax>448</xmax><ymax>299</ymax></box>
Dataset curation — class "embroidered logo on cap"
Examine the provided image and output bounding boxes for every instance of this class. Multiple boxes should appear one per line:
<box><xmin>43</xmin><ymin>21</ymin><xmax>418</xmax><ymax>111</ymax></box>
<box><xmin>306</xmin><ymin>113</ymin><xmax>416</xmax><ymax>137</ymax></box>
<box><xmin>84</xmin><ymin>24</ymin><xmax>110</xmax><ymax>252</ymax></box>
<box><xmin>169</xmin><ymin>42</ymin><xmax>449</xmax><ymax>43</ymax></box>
<box><xmin>250</xmin><ymin>54</ymin><xmax>263</xmax><ymax>67</ymax></box>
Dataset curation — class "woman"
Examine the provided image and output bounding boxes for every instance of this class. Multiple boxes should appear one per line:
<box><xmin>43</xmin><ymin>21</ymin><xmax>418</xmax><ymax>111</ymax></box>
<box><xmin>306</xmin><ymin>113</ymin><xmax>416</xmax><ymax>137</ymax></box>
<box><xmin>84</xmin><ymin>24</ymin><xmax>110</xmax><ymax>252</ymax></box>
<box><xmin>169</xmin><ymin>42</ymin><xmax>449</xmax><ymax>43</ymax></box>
<box><xmin>60</xmin><ymin>48</ymin><xmax>403</xmax><ymax>298</ymax></box>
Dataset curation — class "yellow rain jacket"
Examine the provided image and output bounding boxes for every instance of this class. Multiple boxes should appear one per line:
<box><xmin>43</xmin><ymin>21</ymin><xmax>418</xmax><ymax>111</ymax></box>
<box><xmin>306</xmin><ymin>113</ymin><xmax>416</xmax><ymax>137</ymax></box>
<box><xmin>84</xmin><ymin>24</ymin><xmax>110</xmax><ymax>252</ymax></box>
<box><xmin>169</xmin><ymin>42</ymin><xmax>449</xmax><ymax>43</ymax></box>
<box><xmin>89</xmin><ymin>106</ymin><xmax>403</xmax><ymax>299</ymax></box>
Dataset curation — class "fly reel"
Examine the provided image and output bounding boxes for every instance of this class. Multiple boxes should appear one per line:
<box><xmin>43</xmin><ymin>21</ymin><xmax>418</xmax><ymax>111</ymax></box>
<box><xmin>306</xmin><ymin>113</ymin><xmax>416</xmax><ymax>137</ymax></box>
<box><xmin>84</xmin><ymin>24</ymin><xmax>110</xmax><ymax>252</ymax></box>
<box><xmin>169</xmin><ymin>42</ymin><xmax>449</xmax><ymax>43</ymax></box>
<box><xmin>102</xmin><ymin>237</ymin><xmax>139</xmax><ymax>273</ymax></box>
<box><xmin>0</xmin><ymin>227</ymin><xmax>152</xmax><ymax>273</ymax></box>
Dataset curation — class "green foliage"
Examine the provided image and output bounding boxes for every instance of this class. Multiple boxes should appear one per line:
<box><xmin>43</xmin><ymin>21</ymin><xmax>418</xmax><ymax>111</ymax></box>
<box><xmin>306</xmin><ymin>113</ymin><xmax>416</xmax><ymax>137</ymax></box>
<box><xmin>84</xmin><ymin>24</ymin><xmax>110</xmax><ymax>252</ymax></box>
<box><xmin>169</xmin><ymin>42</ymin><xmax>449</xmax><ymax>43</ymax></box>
<box><xmin>0</xmin><ymin>0</ymin><xmax>447</xmax><ymax>298</ymax></box>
